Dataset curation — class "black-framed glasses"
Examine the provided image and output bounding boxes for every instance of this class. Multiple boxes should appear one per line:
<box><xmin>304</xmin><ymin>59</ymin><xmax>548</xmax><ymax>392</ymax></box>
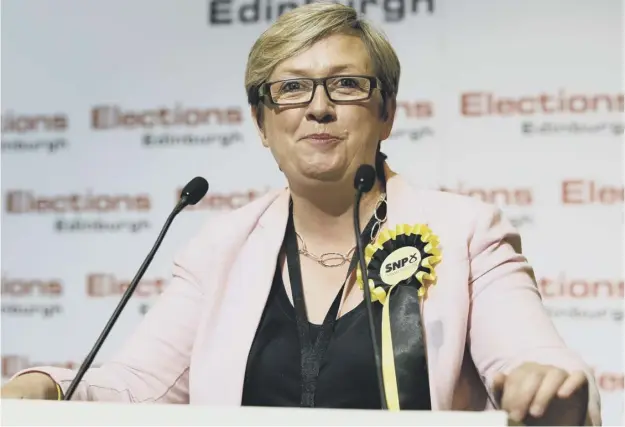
<box><xmin>259</xmin><ymin>75</ymin><xmax>381</xmax><ymax>106</ymax></box>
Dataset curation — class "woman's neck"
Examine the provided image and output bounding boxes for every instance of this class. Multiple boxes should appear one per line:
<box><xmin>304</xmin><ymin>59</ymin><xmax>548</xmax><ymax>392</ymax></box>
<box><xmin>289</xmin><ymin>178</ymin><xmax>384</xmax><ymax>253</ymax></box>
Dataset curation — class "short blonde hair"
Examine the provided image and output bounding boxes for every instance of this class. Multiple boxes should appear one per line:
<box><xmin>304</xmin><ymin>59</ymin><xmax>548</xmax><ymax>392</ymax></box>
<box><xmin>245</xmin><ymin>2</ymin><xmax>401</xmax><ymax>110</ymax></box>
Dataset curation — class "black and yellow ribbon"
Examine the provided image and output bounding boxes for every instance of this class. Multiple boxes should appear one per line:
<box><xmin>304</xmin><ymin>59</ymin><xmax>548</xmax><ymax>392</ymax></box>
<box><xmin>356</xmin><ymin>223</ymin><xmax>441</xmax><ymax>411</ymax></box>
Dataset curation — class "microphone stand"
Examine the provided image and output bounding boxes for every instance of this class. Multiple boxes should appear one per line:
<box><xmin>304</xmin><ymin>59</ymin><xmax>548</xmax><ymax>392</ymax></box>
<box><xmin>64</xmin><ymin>196</ymin><xmax>191</xmax><ymax>400</ymax></box>
<box><xmin>354</xmin><ymin>188</ymin><xmax>388</xmax><ymax>410</ymax></box>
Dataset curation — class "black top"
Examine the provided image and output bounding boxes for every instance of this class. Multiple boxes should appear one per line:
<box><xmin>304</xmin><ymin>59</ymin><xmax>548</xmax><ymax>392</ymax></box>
<box><xmin>241</xmin><ymin>262</ymin><xmax>385</xmax><ymax>409</ymax></box>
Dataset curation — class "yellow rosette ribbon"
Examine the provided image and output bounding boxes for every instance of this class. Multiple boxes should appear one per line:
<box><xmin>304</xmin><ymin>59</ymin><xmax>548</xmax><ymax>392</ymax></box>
<box><xmin>356</xmin><ymin>223</ymin><xmax>441</xmax><ymax>411</ymax></box>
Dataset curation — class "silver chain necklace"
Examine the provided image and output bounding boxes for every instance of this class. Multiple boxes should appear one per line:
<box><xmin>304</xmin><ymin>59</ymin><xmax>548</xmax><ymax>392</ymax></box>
<box><xmin>295</xmin><ymin>193</ymin><xmax>388</xmax><ymax>268</ymax></box>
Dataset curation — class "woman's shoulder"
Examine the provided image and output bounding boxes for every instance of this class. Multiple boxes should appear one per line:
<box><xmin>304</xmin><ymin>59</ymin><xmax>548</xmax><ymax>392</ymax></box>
<box><xmin>173</xmin><ymin>188</ymin><xmax>287</xmax><ymax>267</ymax></box>
<box><xmin>392</xmin><ymin>175</ymin><xmax>504</xmax><ymax>226</ymax></box>
<box><xmin>191</xmin><ymin>187</ymin><xmax>286</xmax><ymax>242</ymax></box>
<box><xmin>390</xmin><ymin>175</ymin><xmax>520</xmax><ymax>256</ymax></box>
<box><xmin>415</xmin><ymin>186</ymin><xmax>490</xmax><ymax>211</ymax></box>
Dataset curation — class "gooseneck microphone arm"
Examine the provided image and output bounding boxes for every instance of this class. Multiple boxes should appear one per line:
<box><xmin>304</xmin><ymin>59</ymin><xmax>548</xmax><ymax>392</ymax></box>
<box><xmin>353</xmin><ymin>165</ymin><xmax>387</xmax><ymax>410</ymax></box>
<box><xmin>64</xmin><ymin>177</ymin><xmax>209</xmax><ymax>400</ymax></box>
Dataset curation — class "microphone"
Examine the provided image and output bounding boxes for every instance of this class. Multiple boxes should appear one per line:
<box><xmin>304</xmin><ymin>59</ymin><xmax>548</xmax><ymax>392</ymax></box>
<box><xmin>63</xmin><ymin>176</ymin><xmax>209</xmax><ymax>400</ymax></box>
<box><xmin>353</xmin><ymin>164</ymin><xmax>387</xmax><ymax>410</ymax></box>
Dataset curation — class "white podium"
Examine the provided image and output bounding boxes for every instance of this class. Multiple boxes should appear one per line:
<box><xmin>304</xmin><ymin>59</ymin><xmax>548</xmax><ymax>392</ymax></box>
<box><xmin>0</xmin><ymin>399</ymin><xmax>508</xmax><ymax>426</ymax></box>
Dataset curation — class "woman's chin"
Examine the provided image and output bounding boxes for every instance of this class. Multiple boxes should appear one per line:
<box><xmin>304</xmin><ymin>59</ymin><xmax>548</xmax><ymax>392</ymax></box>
<box><xmin>297</xmin><ymin>166</ymin><xmax>346</xmax><ymax>183</ymax></box>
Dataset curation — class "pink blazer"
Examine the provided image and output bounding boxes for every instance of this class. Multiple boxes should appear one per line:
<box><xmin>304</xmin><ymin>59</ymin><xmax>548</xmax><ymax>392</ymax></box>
<box><xmin>15</xmin><ymin>170</ymin><xmax>601</xmax><ymax>425</ymax></box>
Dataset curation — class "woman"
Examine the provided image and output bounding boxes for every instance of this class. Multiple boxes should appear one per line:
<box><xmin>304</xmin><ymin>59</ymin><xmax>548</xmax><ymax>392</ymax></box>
<box><xmin>1</xmin><ymin>2</ymin><xmax>600</xmax><ymax>425</ymax></box>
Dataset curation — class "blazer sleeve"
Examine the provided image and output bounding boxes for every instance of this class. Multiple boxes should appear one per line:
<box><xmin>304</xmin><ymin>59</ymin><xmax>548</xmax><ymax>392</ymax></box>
<box><xmin>11</xmin><ymin>232</ymin><xmax>211</xmax><ymax>403</ymax></box>
<box><xmin>466</xmin><ymin>204</ymin><xmax>601</xmax><ymax>426</ymax></box>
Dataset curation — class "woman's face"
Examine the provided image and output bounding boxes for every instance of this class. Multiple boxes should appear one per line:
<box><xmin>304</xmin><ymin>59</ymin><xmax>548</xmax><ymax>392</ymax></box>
<box><xmin>253</xmin><ymin>34</ymin><xmax>395</xmax><ymax>185</ymax></box>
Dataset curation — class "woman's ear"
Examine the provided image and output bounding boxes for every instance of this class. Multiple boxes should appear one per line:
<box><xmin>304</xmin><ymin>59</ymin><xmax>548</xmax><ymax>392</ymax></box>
<box><xmin>251</xmin><ymin>105</ymin><xmax>269</xmax><ymax>147</ymax></box>
<box><xmin>380</xmin><ymin>97</ymin><xmax>396</xmax><ymax>140</ymax></box>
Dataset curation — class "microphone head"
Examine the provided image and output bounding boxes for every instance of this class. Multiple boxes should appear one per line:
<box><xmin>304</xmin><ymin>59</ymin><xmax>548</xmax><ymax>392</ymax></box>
<box><xmin>353</xmin><ymin>164</ymin><xmax>376</xmax><ymax>193</ymax></box>
<box><xmin>180</xmin><ymin>177</ymin><xmax>209</xmax><ymax>205</ymax></box>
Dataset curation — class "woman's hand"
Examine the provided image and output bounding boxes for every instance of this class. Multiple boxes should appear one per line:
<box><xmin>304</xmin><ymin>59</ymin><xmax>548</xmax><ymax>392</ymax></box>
<box><xmin>493</xmin><ymin>362</ymin><xmax>589</xmax><ymax>426</ymax></box>
<box><xmin>0</xmin><ymin>373</ymin><xmax>60</xmax><ymax>400</ymax></box>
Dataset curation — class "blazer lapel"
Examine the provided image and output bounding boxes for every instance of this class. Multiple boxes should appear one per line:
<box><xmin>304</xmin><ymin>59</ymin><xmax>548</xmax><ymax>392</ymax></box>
<box><xmin>201</xmin><ymin>190</ymin><xmax>290</xmax><ymax>405</ymax></box>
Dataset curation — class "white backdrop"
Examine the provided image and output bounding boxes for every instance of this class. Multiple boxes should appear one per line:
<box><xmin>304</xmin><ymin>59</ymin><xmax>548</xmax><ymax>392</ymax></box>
<box><xmin>1</xmin><ymin>0</ymin><xmax>623</xmax><ymax>424</ymax></box>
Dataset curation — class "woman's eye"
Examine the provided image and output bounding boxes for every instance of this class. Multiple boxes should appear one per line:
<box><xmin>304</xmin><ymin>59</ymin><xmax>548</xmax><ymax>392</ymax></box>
<box><xmin>337</xmin><ymin>78</ymin><xmax>358</xmax><ymax>87</ymax></box>
<box><xmin>282</xmin><ymin>81</ymin><xmax>302</xmax><ymax>92</ymax></box>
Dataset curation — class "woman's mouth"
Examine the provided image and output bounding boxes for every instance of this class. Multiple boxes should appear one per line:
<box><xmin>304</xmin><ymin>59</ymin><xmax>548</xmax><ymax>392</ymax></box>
<box><xmin>301</xmin><ymin>133</ymin><xmax>343</xmax><ymax>146</ymax></box>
